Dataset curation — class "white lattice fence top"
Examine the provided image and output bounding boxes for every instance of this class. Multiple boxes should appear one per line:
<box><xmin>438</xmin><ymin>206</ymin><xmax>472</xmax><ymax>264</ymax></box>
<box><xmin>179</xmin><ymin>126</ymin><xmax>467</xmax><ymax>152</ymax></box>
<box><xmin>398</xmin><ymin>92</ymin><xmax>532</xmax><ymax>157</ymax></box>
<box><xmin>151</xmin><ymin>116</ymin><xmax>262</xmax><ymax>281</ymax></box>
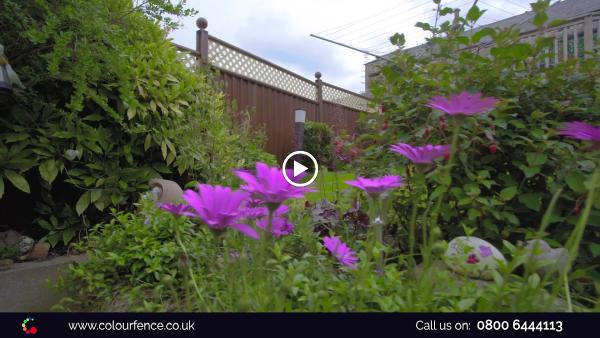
<box><xmin>322</xmin><ymin>83</ymin><xmax>371</xmax><ymax>112</ymax></box>
<box><xmin>207</xmin><ymin>38</ymin><xmax>317</xmax><ymax>101</ymax></box>
<box><xmin>173</xmin><ymin>41</ymin><xmax>373</xmax><ymax>112</ymax></box>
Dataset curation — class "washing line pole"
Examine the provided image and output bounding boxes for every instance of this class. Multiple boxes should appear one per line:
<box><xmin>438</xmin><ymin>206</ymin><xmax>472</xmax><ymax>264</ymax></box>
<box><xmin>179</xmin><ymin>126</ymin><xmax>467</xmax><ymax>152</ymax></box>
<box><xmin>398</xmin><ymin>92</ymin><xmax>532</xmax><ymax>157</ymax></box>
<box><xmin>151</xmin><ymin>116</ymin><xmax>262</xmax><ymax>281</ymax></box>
<box><xmin>309</xmin><ymin>34</ymin><xmax>393</xmax><ymax>62</ymax></box>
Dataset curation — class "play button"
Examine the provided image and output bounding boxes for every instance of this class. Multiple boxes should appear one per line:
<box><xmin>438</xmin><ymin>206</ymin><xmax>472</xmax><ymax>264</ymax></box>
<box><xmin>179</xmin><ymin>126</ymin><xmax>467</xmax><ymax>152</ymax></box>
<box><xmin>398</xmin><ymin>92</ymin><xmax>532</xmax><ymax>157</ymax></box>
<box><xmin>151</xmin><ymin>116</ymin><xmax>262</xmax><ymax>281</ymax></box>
<box><xmin>293</xmin><ymin>161</ymin><xmax>308</xmax><ymax>178</ymax></box>
<box><xmin>282</xmin><ymin>151</ymin><xmax>318</xmax><ymax>187</ymax></box>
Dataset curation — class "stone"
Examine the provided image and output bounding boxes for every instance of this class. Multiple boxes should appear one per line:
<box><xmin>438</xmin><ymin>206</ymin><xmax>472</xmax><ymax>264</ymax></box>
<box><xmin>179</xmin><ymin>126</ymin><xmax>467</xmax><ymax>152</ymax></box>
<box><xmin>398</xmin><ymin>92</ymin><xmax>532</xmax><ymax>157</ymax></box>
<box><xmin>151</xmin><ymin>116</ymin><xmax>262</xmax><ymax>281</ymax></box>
<box><xmin>521</xmin><ymin>239</ymin><xmax>568</xmax><ymax>276</ymax></box>
<box><xmin>26</xmin><ymin>242</ymin><xmax>50</xmax><ymax>261</ymax></box>
<box><xmin>0</xmin><ymin>230</ymin><xmax>21</xmax><ymax>246</ymax></box>
<box><xmin>443</xmin><ymin>236</ymin><xmax>507</xmax><ymax>281</ymax></box>
<box><xmin>0</xmin><ymin>230</ymin><xmax>34</xmax><ymax>254</ymax></box>
<box><xmin>18</xmin><ymin>236</ymin><xmax>35</xmax><ymax>254</ymax></box>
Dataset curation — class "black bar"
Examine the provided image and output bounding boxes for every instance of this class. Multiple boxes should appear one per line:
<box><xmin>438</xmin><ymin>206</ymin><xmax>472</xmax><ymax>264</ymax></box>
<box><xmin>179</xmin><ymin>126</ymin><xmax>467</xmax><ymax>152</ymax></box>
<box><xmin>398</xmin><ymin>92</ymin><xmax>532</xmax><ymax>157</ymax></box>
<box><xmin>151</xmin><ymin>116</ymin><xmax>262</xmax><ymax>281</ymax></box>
<box><xmin>1</xmin><ymin>313</ymin><xmax>599</xmax><ymax>337</ymax></box>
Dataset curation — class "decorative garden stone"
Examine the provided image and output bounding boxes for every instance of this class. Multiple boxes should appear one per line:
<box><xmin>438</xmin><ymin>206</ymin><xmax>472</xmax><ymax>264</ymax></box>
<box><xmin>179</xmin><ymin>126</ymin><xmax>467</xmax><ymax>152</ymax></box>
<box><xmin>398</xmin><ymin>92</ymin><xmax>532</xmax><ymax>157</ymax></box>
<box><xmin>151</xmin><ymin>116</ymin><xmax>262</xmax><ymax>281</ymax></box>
<box><xmin>18</xmin><ymin>236</ymin><xmax>34</xmax><ymax>255</ymax></box>
<box><xmin>26</xmin><ymin>242</ymin><xmax>50</xmax><ymax>261</ymax></box>
<box><xmin>521</xmin><ymin>239</ymin><xmax>568</xmax><ymax>276</ymax></box>
<box><xmin>443</xmin><ymin>236</ymin><xmax>506</xmax><ymax>280</ymax></box>
<box><xmin>0</xmin><ymin>230</ymin><xmax>34</xmax><ymax>254</ymax></box>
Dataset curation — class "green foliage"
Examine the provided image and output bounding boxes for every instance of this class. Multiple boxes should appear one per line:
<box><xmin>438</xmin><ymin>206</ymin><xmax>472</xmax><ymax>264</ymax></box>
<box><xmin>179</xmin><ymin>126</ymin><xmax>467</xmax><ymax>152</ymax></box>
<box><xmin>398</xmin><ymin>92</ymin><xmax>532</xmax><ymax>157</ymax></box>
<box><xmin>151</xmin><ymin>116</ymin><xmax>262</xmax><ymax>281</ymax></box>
<box><xmin>303</xmin><ymin>121</ymin><xmax>333</xmax><ymax>167</ymax></box>
<box><xmin>356</xmin><ymin>0</ymin><xmax>600</xmax><ymax>301</ymax></box>
<box><xmin>56</xmin><ymin>195</ymin><xmax>573</xmax><ymax>312</ymax></box>
<box><xmin>0</xmin><ymin>0</ymin><xmax>271</xmax><ymax>246</ymax></box>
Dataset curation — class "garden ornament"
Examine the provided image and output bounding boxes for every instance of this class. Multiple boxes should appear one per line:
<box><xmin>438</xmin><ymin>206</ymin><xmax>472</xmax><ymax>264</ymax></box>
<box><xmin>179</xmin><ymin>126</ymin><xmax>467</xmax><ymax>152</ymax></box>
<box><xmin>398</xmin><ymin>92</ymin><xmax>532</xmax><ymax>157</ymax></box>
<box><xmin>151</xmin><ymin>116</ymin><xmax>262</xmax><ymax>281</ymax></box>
<box><xmin>444</xmin><ymin>236</ymin><xmax>507</xmax><ymax>280</ymax></box>
<box><xmin>148</xmin><ymin>179</ymin><xmax>183</xmax><ymax>204</ymax></box>
<box><xmin>0</xmin><ymin>43</ymin><xmax>24</xmax><ymax>93</ymax></box>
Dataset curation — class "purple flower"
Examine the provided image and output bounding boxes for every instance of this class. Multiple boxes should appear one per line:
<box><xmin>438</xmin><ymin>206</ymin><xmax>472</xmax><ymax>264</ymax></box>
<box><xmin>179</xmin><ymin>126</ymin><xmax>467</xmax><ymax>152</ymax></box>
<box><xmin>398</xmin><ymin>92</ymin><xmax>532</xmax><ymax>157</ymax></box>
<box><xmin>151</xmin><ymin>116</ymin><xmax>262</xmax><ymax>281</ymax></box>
<box><xmin>158</xmin><ymin>203</ymin><xmax>195</xmax><ymax>217</ymax></box>
<box><xmin>241</xmin><ymin>204</ymin><xmax>289</xmax><ymax>220</ymax></box>
<box><xmin>233</xmin><ymin>162</ymin><xmax>315</xmax><ymax>206</ymax></box>
<box><xmin>390</xmin><ymin>143</ymin><xmax>450</xmax><ymax>164</ymax></box>
<box><xmin>426</xmin><ymin>91</ymin><xmax>499</xmax><ymax>116</ymax></box>
<box><xmin>182</xmin><ymin>184</ymin><xmax>259</xmax><ymax>239</ymax></box>
<box><xmin>479</xmin><ymin>245</ymin><xmax>492</xmax><ymax>258</ymax></box>
<box><xmin>256</xmin><ymin>216</ymin><xmax>294</xmax><ymax>237</ymax></box>
<box><xmin>558</xmin><ymin>121</ymin><xmax>600</xmax><ymax>143</ymax></box>
<box><xmin>323</xmin><ymin>236</ymin><xmax>358</xmax><ymax>268</ymax></box>
<box><xmin>345</xmin><ymin>175</ymin><xmax>404</xmax><ymax>197</ymax></box>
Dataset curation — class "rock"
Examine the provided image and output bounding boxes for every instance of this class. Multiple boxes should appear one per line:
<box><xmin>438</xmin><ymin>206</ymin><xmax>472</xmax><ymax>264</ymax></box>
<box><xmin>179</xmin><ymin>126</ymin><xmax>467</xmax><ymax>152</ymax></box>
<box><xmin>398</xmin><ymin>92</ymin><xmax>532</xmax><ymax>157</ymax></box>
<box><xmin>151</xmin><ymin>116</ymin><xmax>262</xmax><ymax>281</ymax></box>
<box><xmin>521</xmin><ymin>239</ymin><xmax>568</xmax><ymax>276</ymax></box>
<box><xmin>0</xmin><ymin>258</ymin><xmax>13</xmax><ymax>270</ymax></box>
<box><xmin>18</xmin><ymin>236</ymin><xmax>34</xmax><ymax>254</ymax></box>
<box><xmin>0</xmin><ymin>230</ymin><xmax>21</xmax><ymax>246</ymax></box>
<box><xmin>26</xmin><ymin>242</ymin><xmax>50</xmax><ymax>261</ymax></box>
<box><xmin>0</xmin><ymin>230</ymin><xmax>34</xmax><ymax>254</ymax></box>
<box><xmin>444</xmin><ymin>236</ymin><xmax>507</xmax><ymax>281</ymax></box>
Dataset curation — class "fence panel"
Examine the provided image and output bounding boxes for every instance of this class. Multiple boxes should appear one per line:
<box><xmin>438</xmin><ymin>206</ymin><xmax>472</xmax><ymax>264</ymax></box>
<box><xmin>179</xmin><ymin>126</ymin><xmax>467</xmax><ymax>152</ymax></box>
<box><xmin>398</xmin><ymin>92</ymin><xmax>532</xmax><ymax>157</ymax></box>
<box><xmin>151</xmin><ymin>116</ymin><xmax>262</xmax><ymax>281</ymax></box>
<box><xmin>174</xmin><ymin>18</ymin><xmax>372</xmax><ymax>161</ymax></box>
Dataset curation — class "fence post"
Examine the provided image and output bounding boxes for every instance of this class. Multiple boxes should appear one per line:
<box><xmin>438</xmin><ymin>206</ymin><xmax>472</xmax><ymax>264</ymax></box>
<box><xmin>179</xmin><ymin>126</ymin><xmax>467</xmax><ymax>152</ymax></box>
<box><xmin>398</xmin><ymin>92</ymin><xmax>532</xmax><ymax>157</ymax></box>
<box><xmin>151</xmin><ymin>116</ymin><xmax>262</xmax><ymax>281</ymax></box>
<box><xmin>583</xmin><ymin>16</ymin><xmax>593</xmax><ymax>59</ymax></box>
<box><xmin>196</xmin><ymin>17</ymin><xmax>209</xmax><ymax>64</ymax></box>
<box><xmin>315</xmin><ymin>72</ymin><xmax>323</xmax><ymax>122</ymax></box>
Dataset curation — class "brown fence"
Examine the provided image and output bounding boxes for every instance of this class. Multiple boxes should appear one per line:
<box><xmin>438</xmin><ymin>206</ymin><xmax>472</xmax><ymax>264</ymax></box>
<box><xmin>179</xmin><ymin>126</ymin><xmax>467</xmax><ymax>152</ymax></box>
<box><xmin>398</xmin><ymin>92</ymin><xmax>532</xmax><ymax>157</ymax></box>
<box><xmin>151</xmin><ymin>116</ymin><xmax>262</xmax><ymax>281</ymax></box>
<box><xmin>174</xmin><ymin>18</ymin><xmax>372</xmax><ymax>162</ymax></box>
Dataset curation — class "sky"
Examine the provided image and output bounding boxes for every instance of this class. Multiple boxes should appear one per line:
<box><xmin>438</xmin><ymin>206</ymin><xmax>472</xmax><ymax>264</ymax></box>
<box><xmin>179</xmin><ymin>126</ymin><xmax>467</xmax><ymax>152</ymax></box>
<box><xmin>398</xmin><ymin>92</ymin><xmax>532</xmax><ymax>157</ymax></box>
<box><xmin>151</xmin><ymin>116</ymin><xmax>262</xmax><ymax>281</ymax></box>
<box><xmin>169</xmin><ymin>0</ymin><xmax>532</xmax><ymax>94</ymax></box>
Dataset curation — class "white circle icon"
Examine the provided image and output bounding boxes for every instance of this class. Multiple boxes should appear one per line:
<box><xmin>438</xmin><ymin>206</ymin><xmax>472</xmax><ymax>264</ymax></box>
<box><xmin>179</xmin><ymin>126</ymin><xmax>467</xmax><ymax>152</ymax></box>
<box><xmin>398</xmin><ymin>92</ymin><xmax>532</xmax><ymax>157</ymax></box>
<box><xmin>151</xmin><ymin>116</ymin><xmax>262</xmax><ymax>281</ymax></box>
<box><xmin>282</xmin><ymin>151</ymin><xmax>318</xmax><ymax>187</ymax></box>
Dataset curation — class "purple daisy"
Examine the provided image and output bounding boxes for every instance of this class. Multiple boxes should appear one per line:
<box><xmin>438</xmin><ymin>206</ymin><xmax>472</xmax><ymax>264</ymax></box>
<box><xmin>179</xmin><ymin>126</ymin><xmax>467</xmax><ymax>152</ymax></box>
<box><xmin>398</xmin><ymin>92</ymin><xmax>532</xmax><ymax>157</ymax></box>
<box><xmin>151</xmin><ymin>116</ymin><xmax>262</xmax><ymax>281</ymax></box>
<box><xmin>182</xmin><ymin>184</ymin><xmax>258</xmax><ymax>239</ymax></box>
<box><xmin>390</xmin><ymin>143</ymin><xmax>450</xmax><ymax>164</ymax></box>
<box><xmin>323</xmin><ymin>236</ymin><xmax>358</xmax><ymax>268</ymax></box>
<box><xmin>558</xmin><ymin>121</ymin><xmax>600</xmax><ymax>143</ymax></box>
<box><xmin>233</xmin><ymin>162</ymin><xmax>315</xmax><ymax>207</ymax></box>
<box><xmin>345</xmin><ymin>175</ymin><xmax>404</xmax><ymax>197</ymax></box>
<box><xmin>426</xmin><ymin>91</ymin><xmax>499</xmax><ymax>116</ymax></box>
<box><xmin>158</xmin><ymin>203</ymin><xmax>195</xmax><ymax>217</ymax></box>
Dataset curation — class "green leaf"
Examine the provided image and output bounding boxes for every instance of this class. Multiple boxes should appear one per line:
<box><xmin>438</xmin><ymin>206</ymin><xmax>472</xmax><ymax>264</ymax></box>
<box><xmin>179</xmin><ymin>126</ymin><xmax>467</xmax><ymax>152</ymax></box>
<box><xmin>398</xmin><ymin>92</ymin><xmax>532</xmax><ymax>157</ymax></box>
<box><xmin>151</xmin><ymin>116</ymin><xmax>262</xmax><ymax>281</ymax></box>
<box><xmin>39</xmin><ymin>159</ymin><xmax>60</xmax><ymax>184</ymax></box>
<box><xmin>91</xmin><ymin>189</ymin><xmax>102</xmax><ymax>203</ymax></box>
<box><xmin>76</xmin><ymin>191</ymin><xmax>91</xmax><ymax>215</ymax></box>
<box><xmin>468</xmin><ymin>208</ymin><xmax>481</xmax><ymax>220</ymax></box>
<box><xmin>127</xmin><ymin>107</ymin><xmax>137</xmax><ymax>120</ymax></box>
<box><xmin>0</xmin><ymin>176</ymin><xmax>3</xmax><ymax>199</ymax></box>
<box><xmin>62</xmin><ymin>229</ymin><xmax>76</xmax><ymax>245</ymax></box>
<box><xmin>519</xmin><ymin>193</ymin><xmax>541</xmax><ymax>211</ymax></box>
<box><xmin>526</xmin><ymin>153</ymin><xmax>547</xmax><ymax>166</ymax></box>
<box><xmin>161</xmin><ymin>141</ymin><xmax>167</xmax><ymax>160</ymax></box>
<box><xmin>466</xmin><ymin>5</ymin><xmax>485</xmax><ymax>22</ymax></box>
<box><xmin>390</xmin><ymin>33</ymin><xmax>405</xmax><ymax>47</ymax></box>
<box><xmin>500</xmin><ymin>186</ymin><xmax>517</xmax><ymax>201</ymax></box>
<box><xmin>46</xmin><ymin>232</ymin><xmax>61</xmax><ymax>247</ymax></box>
<box><xmin>565</xmin><ymin>172</ymin><xmax>586</xmax><ymax>193</ymax></box>
<box><xmin>471</xmin><ymin>27</ymin><xmax>494</xmax><ymax>43</ymax></box>
<box><xmin>144</xmin><ymin>134</ymin><xmax>153</xmax><ymax>151</ymax></box>
<box><xmin>4</xmin><ymin>170</ymin><xmax>30</xmax><ymax>193</ymax></box>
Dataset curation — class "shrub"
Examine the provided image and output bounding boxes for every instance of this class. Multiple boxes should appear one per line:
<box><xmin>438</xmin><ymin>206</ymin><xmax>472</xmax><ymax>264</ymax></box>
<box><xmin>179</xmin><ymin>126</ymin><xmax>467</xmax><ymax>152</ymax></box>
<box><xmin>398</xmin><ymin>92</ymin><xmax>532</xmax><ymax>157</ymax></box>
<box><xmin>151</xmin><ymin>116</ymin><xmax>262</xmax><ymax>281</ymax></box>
<box><xmin>303</xmin><ymin>121</ymin><xmax>333</xmax><ymax>167</ymax></box>
<box><xmin>0</xmin><ymin>0</ymin><xmax>272</xmax><ymax>246</ymax></box>
<box><xmin>355</xmin><ymin>0</ymin><xmax>600</xmax><ymax>301</ymax></box>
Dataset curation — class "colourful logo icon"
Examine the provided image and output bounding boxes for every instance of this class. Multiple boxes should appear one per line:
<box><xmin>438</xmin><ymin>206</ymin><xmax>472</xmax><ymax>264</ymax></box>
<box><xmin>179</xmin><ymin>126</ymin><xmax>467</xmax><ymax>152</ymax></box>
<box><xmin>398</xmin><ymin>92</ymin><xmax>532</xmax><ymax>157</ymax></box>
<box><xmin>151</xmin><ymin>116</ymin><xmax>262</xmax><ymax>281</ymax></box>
<box><xmin>21</xmin><ymin>317</ymin><xmax>37</xmax><ymax>335</ymax></box>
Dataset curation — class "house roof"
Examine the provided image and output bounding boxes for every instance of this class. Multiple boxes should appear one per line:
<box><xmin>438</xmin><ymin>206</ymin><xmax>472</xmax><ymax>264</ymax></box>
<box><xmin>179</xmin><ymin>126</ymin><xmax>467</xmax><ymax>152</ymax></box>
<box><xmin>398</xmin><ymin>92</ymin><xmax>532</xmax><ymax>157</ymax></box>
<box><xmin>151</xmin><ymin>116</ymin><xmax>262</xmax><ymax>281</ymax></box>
<box><xmin>365</xmin><ymin>0</ymin><xmax>600</xmax><ymax>65</ymax></box>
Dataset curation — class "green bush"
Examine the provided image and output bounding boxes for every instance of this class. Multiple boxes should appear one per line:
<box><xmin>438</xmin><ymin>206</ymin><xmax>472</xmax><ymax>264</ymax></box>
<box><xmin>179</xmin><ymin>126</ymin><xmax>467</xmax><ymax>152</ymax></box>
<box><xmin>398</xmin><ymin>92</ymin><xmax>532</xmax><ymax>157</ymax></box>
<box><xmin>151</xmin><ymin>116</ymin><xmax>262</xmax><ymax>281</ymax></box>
<box><xmin>355</xmin><ymin>0</ymin><xmax>600</xmax><ymax>300</ymax></box>
<box><xmin>303</xmin><ymin>121</ymin><xmax>333</xmax><ymax>167</ymax></box>
<box><xmin>0</xmin><ymin>0</ymin><xmax>272</xmax><ymax>246</ymax></box>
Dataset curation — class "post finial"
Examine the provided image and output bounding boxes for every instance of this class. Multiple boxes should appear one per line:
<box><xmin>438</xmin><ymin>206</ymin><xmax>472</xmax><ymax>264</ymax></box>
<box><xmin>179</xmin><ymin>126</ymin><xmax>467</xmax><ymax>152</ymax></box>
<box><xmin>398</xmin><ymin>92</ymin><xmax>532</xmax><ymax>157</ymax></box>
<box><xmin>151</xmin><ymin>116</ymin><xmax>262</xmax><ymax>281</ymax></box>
<box><xmin>197</xmin><ymin>17</ymin><xmax>208</xmax><ymax>30</ymax></box>
<box><xmin>315</xmin><ymin>71</ymin><xmax>322</xmax><ymax>80</ymax></box>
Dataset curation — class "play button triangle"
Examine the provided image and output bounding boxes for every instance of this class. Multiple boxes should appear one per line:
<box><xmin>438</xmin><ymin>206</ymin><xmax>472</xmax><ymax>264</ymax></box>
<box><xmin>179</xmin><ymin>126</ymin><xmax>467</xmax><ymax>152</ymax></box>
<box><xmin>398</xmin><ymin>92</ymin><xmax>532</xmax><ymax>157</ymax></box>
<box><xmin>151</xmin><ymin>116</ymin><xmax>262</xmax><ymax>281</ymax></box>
<box><xmin>293</xmin><ymin>161</ymin><xmax>308</xmax><ymax>177</ymax></box>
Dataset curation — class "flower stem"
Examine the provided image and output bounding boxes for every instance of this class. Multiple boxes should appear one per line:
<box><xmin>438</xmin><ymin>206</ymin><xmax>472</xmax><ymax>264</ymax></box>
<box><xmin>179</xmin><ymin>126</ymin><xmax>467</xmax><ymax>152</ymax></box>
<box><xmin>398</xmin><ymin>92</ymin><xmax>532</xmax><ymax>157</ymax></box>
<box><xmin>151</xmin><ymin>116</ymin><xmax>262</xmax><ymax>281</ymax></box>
<box><xmin>174</xmin><ymin>224</ymin><xmax>208</xmax><ymax>311</ymax></box>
